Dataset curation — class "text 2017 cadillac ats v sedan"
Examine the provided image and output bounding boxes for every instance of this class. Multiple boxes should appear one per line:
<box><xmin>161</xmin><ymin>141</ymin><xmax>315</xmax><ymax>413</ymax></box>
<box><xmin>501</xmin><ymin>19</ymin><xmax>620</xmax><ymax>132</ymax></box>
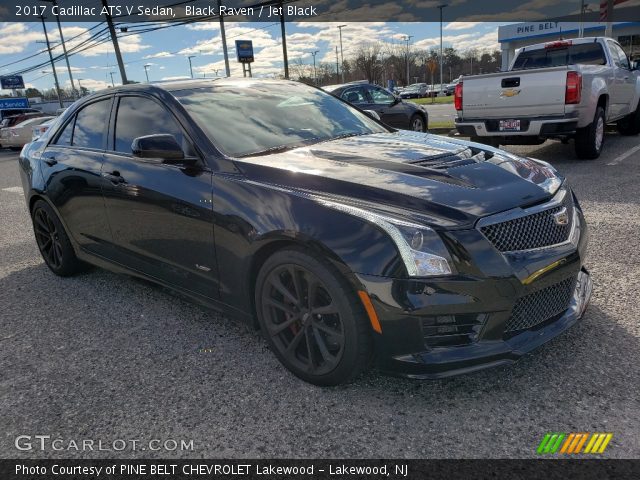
<box><xmin>19</xmin><ymin>79</ymin><xmax>592</xmax><ymax>386</ymax></box>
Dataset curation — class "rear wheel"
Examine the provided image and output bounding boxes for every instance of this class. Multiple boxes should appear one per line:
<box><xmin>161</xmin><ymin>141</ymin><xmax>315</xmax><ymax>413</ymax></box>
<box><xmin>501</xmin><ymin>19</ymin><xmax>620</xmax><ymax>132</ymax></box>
<box><xmin>616</xmin><ymin>101</ymin><xmax>640</xmax><ymax>135</ymax></box>
<box><xmin>31</xmin><ymin>200</ymin><xmax>87</xmax><ymax>277</ymax></box>
<box><xmin>575</xmin><ymin>106</ymin><xmax>605</xmax><ymax>159</ymax></box>
<box><xmin>255</xmin><ymin>248</ymin><xmax>373</xmax><ymax>386</ymax></box>
<box><xmin>410</xmin><ymin>113</ymin><xmax>426</xmax><ymax>132</ymax></box>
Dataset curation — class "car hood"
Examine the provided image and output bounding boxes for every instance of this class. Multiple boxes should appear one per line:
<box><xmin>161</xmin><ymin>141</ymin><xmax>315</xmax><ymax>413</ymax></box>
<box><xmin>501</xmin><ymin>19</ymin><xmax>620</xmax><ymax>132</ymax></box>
<box><xmin>235</xmin><ymin>131</ymin><xmax>563</xmax><ymax>228</ymax></box>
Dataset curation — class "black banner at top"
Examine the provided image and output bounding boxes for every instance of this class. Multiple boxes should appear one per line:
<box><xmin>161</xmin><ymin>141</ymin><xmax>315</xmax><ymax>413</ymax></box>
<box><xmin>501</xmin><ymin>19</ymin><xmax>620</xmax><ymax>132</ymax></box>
<box><xmin>4</xmin><ymin>0</ymin><xmax>640</xmax><ymax>23</ymax></box>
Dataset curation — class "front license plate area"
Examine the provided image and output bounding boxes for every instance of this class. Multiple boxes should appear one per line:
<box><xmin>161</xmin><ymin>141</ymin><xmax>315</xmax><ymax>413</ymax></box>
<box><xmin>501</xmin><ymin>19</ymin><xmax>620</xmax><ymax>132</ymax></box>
<box><xmin>499</xmin><ymin>119</ymin><xmax>521</xmax><ymax>131</ymax></box>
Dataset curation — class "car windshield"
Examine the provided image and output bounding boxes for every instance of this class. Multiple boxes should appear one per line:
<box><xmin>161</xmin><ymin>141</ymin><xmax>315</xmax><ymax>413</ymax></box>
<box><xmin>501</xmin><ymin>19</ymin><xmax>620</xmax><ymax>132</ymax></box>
<box><xmin>172</xmin><ymin>82</ymin><xmax>387</xmax><ymax>157</ymax></box>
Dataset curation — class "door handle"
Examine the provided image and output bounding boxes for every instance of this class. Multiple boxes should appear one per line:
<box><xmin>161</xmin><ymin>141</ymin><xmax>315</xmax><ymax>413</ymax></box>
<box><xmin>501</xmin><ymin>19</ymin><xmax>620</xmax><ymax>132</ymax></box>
<box><xmin>102</xmin><ymin>171</ymin><xmax>126</xmax><ymax>184</ymax></box>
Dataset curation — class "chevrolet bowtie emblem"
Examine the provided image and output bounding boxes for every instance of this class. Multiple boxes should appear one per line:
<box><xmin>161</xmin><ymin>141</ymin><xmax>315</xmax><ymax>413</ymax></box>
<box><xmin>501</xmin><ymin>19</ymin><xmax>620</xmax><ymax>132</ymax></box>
<box><xmin>500</xmin><ymin>89</ymin><xmax>521</xmax><ymax>97</ymax></box>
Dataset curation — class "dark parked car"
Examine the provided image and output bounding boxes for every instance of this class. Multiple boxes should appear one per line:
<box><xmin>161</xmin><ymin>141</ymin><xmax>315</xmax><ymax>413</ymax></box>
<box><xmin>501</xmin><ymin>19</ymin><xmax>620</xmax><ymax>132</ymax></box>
<box><xmin>399</xmin><ymin>83</ymin><xmax>428</xmax><ymax>99</ymax></box>
<box><xmin>323</xmin><ymin>82</ymin><xmax>428</xmax><ymax>132</ymax></box>
<box><xmin>19</xmin><ymin>79</ymin><xmax>592</xmax><ymax>386</ymax></box>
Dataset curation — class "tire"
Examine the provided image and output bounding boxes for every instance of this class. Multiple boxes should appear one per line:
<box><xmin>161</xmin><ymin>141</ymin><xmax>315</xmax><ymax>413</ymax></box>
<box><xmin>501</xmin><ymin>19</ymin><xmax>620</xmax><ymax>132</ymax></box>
<box><xmin>31</xmin><ymin>200</ymin><xmax>87</xmax><ymax>277</ymax></box>
<box><xmin>575</xmin><ymin>106</ymin><xmax>605</xmax><ymax>159</ymax></box>
<box><xmin>410</xmin><ymin>113</ymin><xmax>426</xmax><ymax>132</ymax></box>
<box><xmin>254</xmin><ymin>248</ymin><xmax>373</xmax><ymax>386</ymax></box>
<box><xmin>616</xmin><ymin>101</ymin><xmax>640</xmax><ymax>136</ymax></box>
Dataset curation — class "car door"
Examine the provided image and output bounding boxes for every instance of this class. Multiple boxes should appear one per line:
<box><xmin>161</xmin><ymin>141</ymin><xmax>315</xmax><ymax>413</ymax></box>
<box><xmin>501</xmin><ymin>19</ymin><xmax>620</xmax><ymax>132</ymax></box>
<box><xmin>42</xmin><ymin>96</ymin><xmax>114</xmax><ymax>258</ymax></box>
<box><xmin>607</xmin><ymin>41</ymin><xmax>636</xmax><ymax>117</ymax></box>
<box><xmin>365</xmin><ymin>85</ymin><xmax>409</xmax><ymax>128</ymax></box>
<box><xmin>100</xmin><ymin>94</ymin><xmax>219</xmax><ymax>300</ymax></box>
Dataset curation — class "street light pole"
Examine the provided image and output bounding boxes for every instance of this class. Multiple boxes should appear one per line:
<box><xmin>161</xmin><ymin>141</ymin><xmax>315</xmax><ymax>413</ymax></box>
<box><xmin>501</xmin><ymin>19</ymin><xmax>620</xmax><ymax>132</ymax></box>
<box><xmin>337</xmin><ymin>25</ymin><xmax>347</xmax><ymax>82</ymax></box>
<box><xmin>404</xmin><ymin>35</ymin><xmax>413</xmax><ymax>87</ymax></box>
<box><xmin>77</xmin><ymin>78</ymin><xmax>83</xmax><ymax>95</ymax></box>
<box><xmin>109</xmin><ymin>72</ymin><xmax>116</xmax><ymax>87</ymax></box>
<box><xmin>143</xmin><ymin>64</ymin><xmax>151</xmax><ymax>82</ymax></box>
<box><xmin>38</xmin><ymin>17</ymin><xmax>63</xmax><ymax>108</ymax></box>
<box><xmin>311</xmin><ymin>50</ymin><xmax>318</xmax><ymax>84</ymax></box>
<box><xmin>438</xmin><ymin>4</ymin><xmax>447</xmax><ymax>95</ymax></box>
<box><xmin>188</xmin><ymin>56</ymin><xmax>196</xmax><ymax>78</ymax></box>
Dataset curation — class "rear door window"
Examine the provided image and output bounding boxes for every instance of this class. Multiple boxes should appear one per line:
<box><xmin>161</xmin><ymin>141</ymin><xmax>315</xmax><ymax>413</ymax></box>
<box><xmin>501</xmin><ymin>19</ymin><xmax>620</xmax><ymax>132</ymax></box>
<box><xmin>72</xmin><ymin>99</ymin><xmax>111</xmax><ymax>149</ymax></box>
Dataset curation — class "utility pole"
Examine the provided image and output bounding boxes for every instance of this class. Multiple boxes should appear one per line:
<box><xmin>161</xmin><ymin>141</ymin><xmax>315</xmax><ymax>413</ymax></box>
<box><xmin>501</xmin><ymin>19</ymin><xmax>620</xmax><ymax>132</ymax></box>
<box><xmin>311</xmin><ymin>51</ymin><xmax>318</xmax><ymax>84</ymax></box>
<box><xmin>109</xmin><ymin>72</ymin><xmax>116</xmax><ymax>87</ymax></box>
<box><xmin>188</xmin><ymin>55</ymin><xmax>195</xmax><ymax>78</ymax></box>
<box><xmin>101</xmin><ymin>0</ymin><xmax>128</xmax><ymax>84</ymax></box>
<box><xmin>604</xmin><ymin>0</ymin><xmax>614</xmax><ymax>37</ymax></box>
<box><xmin>41</xmin><ymin>0</ymin><xmax>77</xmax><ymax>98</ymax></box>
<box><xmin>143</xmin><ymin>64</ymin><xmax>151</xmax><ymax>82</ymax></box>
<box><xmin>218</xmin><ymin>0</ymin><xmax>230</xmax><ymax>77</ymax></box>
<box><xmin>39</xmin><ymin>17</ymin><xmax>63</xmax><ymax>108</ymax></box>
<box><xmin>280</xmin><ymin>2</ymin><xmax>289</xmax><ymax>79</ymax></box>
<box><xmin>404</xmin><ymin>35</ymin><xmax>413</xmax><ymax>86</ymax></box>
<box><xmin>338</xmin><ymin>25</ymin><xmax>346</xmax><ymax>82</ymax></box>
<box><xmin>77</xmin><ymin>78</ymin><xmax>83</xmax><ymax>95</ymax></box>
<box><xmin>579</xmin><ymin>0</ymin><xmax>585</xmax><ymax>38</ymax></box>
<box><xmin>335</xmin><ymin>46</ymin><xmax>339</xmax><ymax>83</ymax></box>
<box><xmin>438</xmin><ymin>4</ymin><xmax>447</xmax><ymax>95</ymax></box>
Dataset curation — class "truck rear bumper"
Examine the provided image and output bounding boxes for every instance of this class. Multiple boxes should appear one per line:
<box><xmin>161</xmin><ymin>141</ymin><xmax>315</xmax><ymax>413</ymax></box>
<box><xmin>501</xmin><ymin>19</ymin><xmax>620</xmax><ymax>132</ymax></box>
<box><xmin>455</xmin><ymin>114</ymin><xmax>578</xmax><ymax>138</ymax></box>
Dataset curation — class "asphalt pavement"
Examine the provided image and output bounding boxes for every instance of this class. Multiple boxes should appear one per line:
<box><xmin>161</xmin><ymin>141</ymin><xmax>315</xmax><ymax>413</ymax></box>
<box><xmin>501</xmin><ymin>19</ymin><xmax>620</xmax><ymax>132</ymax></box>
<box><xmin>1</xmin><ymin>133</ymin><xmax>639</xmax><ymax>459</ymax></box>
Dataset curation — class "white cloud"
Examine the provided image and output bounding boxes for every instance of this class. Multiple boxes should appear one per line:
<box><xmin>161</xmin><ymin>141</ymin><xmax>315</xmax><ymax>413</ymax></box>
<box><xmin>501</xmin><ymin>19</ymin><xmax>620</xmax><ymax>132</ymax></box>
<box><xmin>444</xmin><ymin>22</ymin><xmax>477</xmax><ymax>31</ymax></box>
<box><xmin>0</xmin><ymin>23</ymin><xmax>43</xmax><ymax>54</ymax></box>
<box><xmin>143</xmin><ymin>51</ymin><xmax>175</xmax><ymax>59</ymax></box>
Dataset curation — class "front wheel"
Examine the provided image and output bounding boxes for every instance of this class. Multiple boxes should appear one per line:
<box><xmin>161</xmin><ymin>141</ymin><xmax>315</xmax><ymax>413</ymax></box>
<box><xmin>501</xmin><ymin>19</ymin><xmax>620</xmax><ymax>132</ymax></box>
<box><xmin>255</xmin><ymin>248</ymin><xmax>373</xmax><ymax>386</ymax></box>
<box><xmin>575</xmin><ymin>106</ymin><xmax>605</xmax><ymax>159</ymax></box>
<box><xmin>616</xmin><ymin>101</ymin><xmax>640</xmax><ymax>135</ymax></box>
<box><xmin>410</xmin><ymin>113</ymin><xmax>427</xmax><ymax>132</ymax></box>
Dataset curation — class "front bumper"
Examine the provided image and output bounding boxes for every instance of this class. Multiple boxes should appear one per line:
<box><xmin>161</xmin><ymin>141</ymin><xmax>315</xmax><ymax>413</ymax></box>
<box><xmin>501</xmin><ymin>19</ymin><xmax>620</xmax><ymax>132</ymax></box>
<box><xmin>357</xmin><ymin>196</ymin><xmax>592</xmax><ymax>379</ymax></box>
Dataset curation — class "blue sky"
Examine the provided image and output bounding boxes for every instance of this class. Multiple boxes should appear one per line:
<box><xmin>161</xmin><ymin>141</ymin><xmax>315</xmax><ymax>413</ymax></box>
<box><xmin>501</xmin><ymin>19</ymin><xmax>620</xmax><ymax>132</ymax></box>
<box><xmin>0</xmin><ymin>21</ymin><xmax>502</xmax><ymax>93</ymax></box>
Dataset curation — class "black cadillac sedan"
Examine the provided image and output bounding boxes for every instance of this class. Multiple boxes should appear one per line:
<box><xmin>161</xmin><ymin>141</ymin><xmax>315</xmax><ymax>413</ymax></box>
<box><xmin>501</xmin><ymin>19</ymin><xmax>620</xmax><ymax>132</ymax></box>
<box><xmin>19</xmin><ymin>79</ymin><xmax>592</xmax><ymax>386</ymax></box>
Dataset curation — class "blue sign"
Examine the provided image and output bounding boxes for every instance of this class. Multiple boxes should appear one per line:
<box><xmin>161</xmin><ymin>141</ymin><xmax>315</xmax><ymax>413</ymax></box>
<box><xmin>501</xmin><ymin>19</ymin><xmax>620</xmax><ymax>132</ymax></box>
<box><xmin>0</xmin><ymin>97</ymin><xmax>29</xmax><ymax>109</ymax></box>
<box><xmin>1</xmin><ymin>75</ymin><xmax>25</xmax><ymax>90</ymax></box>
<box><xmin>235</xmin><ymin>40</ymin><xmax>254</xmax><ymax>63</ymax></box>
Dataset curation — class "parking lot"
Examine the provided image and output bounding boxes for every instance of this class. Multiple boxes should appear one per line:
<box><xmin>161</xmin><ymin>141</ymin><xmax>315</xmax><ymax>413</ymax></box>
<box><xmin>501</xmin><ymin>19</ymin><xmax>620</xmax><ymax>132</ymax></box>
<box><xmin>1</xmin><ymin>133</ymin><xmax>639</xmax><ymax>459</ymax></box>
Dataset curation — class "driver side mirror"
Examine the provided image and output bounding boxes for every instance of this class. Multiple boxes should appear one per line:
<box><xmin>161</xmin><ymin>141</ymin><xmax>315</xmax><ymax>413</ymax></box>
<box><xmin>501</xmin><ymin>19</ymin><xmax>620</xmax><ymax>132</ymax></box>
<box><xmin>132</xmin><ymin>134</ymin><xmax>185</xmax><ymax>163</ymax></box>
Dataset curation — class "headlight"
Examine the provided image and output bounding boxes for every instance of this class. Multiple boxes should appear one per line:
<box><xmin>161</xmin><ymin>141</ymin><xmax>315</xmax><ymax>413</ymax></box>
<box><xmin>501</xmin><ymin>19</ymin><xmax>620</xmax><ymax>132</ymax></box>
<box><xmin>318</xmin><ymin>200</ymin><xmax>453</xmax><ymax>277</ymax></box>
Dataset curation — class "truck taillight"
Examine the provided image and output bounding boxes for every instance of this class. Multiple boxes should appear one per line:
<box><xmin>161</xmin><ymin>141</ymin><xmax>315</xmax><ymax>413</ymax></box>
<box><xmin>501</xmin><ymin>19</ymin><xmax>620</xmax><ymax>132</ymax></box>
<box><xmin>454</xmin><ymin>82</ymin><xmax>463</xmax><ymax>110</ymax></box>
<box><xmin>565</xmin><ymin>71</ymin><xmax>582</xmax><ymax>104</ymax></box>
<box><xmin>545</xmin><ymin>40</ymin><xmax>572</xmax><ymax>50</ymax></box>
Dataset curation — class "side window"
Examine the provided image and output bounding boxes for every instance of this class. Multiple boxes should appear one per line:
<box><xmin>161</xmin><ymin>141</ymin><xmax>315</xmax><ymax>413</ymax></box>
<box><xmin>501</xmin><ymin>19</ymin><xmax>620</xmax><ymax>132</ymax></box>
<box><xmin>368</xmin><ymin>86</ymin><xmax>395</xmax><ymax>105</ymax></box>
<box><xmin>341</xmin><ymin>87</ymin><xmax>368</xmax><ymax>105</ymax></box>
<box><xmin>613</xmin><ymin>43</ymin><xmax>630</xmax><ymax>69</ymax></box>
<box><xmin>54</xmin><ymin>117</ymin><xmax>74</xmax><ymax>146</ymax></box>
<box><xmin>72</xmin><ymin>99</ymin><xmax>111</xmax><ymax>149</ymax></box>
<box><xmin>114</xmin><ymin>96</ymin><xmax>187</xmax><ymax>154</ymax></box>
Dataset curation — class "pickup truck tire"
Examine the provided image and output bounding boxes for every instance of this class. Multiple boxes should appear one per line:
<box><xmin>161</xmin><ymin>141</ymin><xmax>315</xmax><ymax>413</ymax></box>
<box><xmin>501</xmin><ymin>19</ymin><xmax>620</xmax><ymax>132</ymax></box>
<box><xmin>616</xmin><ymin>102</ymin><xmax>640</xmax><ymax>136</ymax></box>
<box><xmin>575</xmin><ymin>106</ymin><xmax>605</xmax><ymax>160</ymax></box>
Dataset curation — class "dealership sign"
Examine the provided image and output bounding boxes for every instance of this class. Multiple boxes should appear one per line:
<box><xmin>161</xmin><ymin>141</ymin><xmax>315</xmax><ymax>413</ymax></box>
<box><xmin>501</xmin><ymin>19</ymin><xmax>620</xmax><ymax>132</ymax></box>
<box><xmin>235</xmin><ymin>40</ymin><xmax>254</xmax><ymax>63</ymax></box>
<box><xmin>1</xmin><ymin>75</ymin><xmax>25</xmax><ymax>90</ymax></box>
<box><xmin>0</xmin><ymin>97</ymin><xmax>30</xmax><ymax>109</ymax></box>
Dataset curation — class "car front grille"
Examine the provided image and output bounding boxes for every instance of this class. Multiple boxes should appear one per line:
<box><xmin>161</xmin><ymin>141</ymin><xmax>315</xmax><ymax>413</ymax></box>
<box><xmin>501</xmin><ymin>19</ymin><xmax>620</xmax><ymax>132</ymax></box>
<box><xmin>504</xmin><ymin>275</ymin><xmax>577</xmax><ymax>334</ymax></box>
<box><xmin>481</xmin><ymin>192</ymin><xmax>574</xmax><ymax>252</ymax></box>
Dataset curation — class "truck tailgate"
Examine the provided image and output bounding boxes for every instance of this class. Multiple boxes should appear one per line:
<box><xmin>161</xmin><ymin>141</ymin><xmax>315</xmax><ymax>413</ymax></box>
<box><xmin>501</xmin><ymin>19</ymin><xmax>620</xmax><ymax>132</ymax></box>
<box><xmin>461</xmin><ymin>66</ymin><xmax>569</xmax><ymax>119</ymax></box>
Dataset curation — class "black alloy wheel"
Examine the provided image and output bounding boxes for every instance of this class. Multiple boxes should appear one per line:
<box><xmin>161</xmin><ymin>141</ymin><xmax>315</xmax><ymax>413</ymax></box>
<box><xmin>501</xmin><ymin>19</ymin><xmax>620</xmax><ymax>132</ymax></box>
<box><xmin>33</xmin><ymin>206</ymin><xmax>63</xmax><ymax>270</ymax></box>
<box><xmin>255</xmin><ymin>249</ymin><xmax>372</xmax><ymax>385</ymax></box>
<box><xmin>31</xmin><ymin>200</ymin><xmax>87</xmax><ymax>276</ymax></box>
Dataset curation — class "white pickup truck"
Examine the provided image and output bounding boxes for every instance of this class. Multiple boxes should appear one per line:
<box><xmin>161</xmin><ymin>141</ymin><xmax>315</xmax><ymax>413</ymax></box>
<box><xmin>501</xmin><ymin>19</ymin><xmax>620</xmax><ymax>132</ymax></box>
<box><xmin>454</xmin><ymin>37</ymin><xmax>640</xmax><ymax>159</ymax></box>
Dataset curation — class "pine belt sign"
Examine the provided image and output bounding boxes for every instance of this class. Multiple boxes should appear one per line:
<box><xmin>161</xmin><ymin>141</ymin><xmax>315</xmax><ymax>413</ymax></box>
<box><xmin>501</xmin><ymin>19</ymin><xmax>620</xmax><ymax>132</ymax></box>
<box><xmin>1</xmin><ymin>75</ymin><xmax>25</xmax><ymax>90</ymax></box>
<box><xmin>235</xmin><ymin>40</ymin><xmax>254</xmax><ymax>63</ymax></box>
